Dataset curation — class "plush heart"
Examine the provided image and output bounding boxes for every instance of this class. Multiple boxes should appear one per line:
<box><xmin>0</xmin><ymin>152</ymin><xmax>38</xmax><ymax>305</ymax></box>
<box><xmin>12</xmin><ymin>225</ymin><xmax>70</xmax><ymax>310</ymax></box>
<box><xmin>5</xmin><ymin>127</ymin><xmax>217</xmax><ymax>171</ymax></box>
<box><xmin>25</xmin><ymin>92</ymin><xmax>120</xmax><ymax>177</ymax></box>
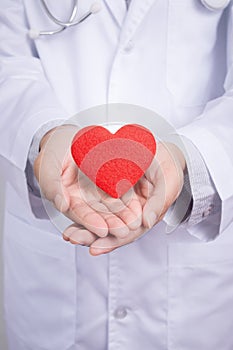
<box><xmin>71</xmin><ymin>124</ymin><xmax>156</xmax><ymax>198</ymax></box>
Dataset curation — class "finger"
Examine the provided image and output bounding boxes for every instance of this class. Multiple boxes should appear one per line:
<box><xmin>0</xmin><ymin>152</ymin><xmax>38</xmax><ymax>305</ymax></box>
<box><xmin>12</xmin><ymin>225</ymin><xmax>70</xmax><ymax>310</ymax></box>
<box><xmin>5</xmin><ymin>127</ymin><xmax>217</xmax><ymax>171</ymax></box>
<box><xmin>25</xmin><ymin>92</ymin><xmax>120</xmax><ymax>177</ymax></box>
<box><xmin>143</xmin><ymin>195</ymin><xmax>170</xmax><ymax>229</ymax></box>
<box><xmin>72</xmin><ymin>180</ymin><xmax>130</xmax><ymax>238</ymax></box>
<box><xmin>142</xmin><ymin>165</ymin><xmax>169</xmax><ymax>228</ymax></box>
<box><xmin>142</xmin><ymin>166</ymin><xmax>165</xmax><ymax>228</ymax></box>
<box><xmin>120</xmin><ymin>190</ymin><xmax>142</xmax><ymax>229</ymax></box>
<box><xmin>89</xmin><ymin>235</ymin><xmax>119</xmax><ymax>255</ymax></box>
<box><xmin>88</xmin><ymin>201</ymin><xmax>129</xmax><ymax>238</ymax></box>
<box><xmin>63</xmin><ymin>224</ymin><xmax>97</xmax><ymax>246</ymax></box>
<box><xmin>61</xmin><ymin>159</ymin><xmax>79</xmax><ymax>187</ymax></box>
<box><xmin>135</xmin><ymin>176</ymin><xmax>154</xmax><ymax>199</ymax></box>
<box><xmin>143</xmin><ymin>157</ymin><xmax>160</xmax><ymax>185</ymax></box>
<box><xmin>89</xmin><ymin>226</ymin><xmax>145</xmax><ymax>256</ymax></box>
<box><xmin>67</xmin><ymin>198</ymin><xmax>109</xmax><ymax>238</ymax></box>
<box><xmin>102</xmin><ymin>192</ymin><xmax>141</xmax><ymax>230</ymax></box>
<box><xmin>143</xmin><ymin>158</ymin><xmax>185</xmax><ymax>230</ymax></box>
<box><xmin>66</xmin><ymin>173</ymin><xmax>130</xmax><ymax>238</ymax></box>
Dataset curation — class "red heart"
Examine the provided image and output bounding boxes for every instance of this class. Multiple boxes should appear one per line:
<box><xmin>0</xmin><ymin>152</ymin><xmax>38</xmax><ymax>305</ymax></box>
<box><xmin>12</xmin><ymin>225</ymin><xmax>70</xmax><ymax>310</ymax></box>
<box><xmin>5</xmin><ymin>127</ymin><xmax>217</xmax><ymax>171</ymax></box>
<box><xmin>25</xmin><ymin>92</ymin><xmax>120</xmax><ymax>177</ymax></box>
<box><xmin>71</xmin><ymin>124</ymin><xmax>156</xmax><ymax>198</ymax></box>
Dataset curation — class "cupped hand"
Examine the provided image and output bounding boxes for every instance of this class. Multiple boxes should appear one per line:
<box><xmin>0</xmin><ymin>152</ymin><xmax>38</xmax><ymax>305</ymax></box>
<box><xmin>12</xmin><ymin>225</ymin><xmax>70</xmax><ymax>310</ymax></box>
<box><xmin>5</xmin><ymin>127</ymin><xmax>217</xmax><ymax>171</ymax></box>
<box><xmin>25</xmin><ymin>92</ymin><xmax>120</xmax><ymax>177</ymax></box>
<box><xmin>62</xmin><ymin>141</ymin><xmax>186</xmax><ymax>255</ymax></box>
<box><xmin>34</xmin><ymin>125</ymin><xmax>142</xmax><ymax>239</ymax></box>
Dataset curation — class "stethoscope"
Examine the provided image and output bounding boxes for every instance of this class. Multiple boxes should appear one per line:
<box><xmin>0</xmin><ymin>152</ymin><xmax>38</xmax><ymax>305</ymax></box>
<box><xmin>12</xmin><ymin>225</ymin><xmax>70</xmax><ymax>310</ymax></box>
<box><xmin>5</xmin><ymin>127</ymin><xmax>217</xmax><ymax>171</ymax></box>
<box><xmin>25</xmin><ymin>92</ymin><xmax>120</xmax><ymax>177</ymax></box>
<box><xmin>29</xmin><ymin>0</ymin><xmax>231</xmax><ymax>40</ymax></box>
<box><xmin>201</xmin><ymin>0</ymin><xmax>231</xmax><ymax>11</ymax></box>
<box><xmin>28</xmin><ymin>0</ymin><xmax>102</xmax><ymax>39</ymax></box>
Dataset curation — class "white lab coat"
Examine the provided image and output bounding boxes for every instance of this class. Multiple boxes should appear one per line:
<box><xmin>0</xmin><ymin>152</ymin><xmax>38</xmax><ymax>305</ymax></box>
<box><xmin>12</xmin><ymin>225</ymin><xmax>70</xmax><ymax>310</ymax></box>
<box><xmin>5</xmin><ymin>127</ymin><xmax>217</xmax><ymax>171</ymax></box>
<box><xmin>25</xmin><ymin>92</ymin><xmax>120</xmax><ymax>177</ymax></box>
<box><xmin>1</xmin><ymin>0</ymin><xmax>233</xmax><ymax>349</ymax></box>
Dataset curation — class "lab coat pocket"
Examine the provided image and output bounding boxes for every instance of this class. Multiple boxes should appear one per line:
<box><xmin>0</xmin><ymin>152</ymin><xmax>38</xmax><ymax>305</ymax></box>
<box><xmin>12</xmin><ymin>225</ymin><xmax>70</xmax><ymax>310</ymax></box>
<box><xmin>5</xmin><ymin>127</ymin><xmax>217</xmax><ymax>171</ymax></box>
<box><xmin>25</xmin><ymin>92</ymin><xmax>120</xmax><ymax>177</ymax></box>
<box><xmin>168</xmin><ymin>242</ymin><xmax>233</xmax><ymax>350</ymax></box>
<box><xmin>166</xmin><ymin>0</ymin><xmax>226</xmax><ymax>107</ymax></box>
<box><xmin>4</xmin><ymin>211</ymin><xmax>76</xmax><ymax>350</ymax></box>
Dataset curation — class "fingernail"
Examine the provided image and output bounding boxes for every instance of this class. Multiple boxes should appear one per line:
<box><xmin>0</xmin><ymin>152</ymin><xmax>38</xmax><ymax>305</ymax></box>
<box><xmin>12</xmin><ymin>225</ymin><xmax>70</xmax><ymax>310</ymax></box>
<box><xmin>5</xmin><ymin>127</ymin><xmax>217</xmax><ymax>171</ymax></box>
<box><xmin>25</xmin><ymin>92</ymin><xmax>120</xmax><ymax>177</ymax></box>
<box><xmin>90</xmin><ymin>247</ymin><xmax>113</xmax><ymax>256</ymax></box>
<box><xmin>63</xmin><ymin>234</ymin><xmax>70</xmax><ymax>241</ymax></box>
<box><xmin>89</xmin><ymin>247</ymin><xmax>104</xmax><ymax>256</ymax></box>
<box><xmin>147</xmin><ymin>212</ymin><xmax>157</xmax><ymax>228</ymax></box>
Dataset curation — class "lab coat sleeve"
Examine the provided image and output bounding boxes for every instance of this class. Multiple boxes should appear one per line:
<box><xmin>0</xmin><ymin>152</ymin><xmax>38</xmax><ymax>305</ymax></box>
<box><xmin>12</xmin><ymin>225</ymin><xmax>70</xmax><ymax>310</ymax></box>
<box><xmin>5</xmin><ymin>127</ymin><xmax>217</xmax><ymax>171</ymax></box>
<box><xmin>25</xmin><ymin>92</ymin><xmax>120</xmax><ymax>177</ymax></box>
<box><xmin>0</xmin><ymin>0</ymin><xmax>68</xmax><ymax>177</ymax></box>
<box><xmin>176</xmin><ymin>4</ymin><xmax>233</xmax><ymax>240</ymax></box>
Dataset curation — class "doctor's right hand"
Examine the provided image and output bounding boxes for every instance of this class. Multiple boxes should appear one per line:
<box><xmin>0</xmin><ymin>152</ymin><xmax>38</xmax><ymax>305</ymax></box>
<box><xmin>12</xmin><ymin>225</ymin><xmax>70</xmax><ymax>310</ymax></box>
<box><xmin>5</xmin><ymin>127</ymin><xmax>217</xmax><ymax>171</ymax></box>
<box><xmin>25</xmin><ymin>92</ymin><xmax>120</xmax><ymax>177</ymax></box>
<box><xmin>33</xmin><ymin>125</ymin><xmax>142</xmax><ymax>239</ymax></box>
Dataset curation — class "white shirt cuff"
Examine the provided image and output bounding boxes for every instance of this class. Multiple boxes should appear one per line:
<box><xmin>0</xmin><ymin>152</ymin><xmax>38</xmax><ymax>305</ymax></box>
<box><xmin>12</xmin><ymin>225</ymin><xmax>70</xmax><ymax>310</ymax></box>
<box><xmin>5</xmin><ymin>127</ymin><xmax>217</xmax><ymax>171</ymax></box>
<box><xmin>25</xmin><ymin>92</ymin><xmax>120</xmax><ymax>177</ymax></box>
<box><xmin>165</xmin><ymin>136</ymin><xmax>221</xmax><ymax>238</ymax></box>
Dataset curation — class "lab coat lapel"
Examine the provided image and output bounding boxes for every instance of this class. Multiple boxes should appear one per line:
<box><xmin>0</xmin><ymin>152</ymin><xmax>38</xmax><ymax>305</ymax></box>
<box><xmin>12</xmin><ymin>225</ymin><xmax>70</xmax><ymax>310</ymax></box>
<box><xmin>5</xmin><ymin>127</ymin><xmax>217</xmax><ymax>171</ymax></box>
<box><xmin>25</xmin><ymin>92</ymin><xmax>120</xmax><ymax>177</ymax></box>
<box><xmin>103</xmin><ymin>0</ymin><xmax>127</xmax><ymax>28</ymax></box>
<box><xmin>119</xmin><ymin>0</ymin><xmax>158</xmax><ymax>46</ymax></box>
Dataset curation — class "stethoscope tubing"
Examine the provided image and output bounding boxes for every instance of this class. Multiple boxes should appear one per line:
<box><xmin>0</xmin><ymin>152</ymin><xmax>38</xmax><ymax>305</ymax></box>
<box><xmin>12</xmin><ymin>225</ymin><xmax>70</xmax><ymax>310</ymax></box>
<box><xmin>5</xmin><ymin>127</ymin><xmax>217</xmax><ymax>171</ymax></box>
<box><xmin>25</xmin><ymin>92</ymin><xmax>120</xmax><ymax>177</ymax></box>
<box><xmin>30</xmin><ymin>0</ymin><xmax>100</xmax><ymax>38</ymax></box>
<box><xmin>40</xmin><ymin>0</ymin><xmax>78</xmax><ymax>27</ymax></box>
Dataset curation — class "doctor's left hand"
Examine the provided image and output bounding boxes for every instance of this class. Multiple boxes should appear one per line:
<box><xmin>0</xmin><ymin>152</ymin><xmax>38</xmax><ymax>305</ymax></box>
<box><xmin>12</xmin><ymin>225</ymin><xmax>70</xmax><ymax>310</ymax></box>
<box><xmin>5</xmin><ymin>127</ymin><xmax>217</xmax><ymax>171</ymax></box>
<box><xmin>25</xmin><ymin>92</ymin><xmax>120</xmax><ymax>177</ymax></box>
<box><xmin>34</xmin><ymin>125</ymin><xmax>142</xmax><ymax>239</ymax></box>
<box><xmin>63</xmin><ymin>142</ymin><xmax>186</xmax><ymax>255</ymax></box>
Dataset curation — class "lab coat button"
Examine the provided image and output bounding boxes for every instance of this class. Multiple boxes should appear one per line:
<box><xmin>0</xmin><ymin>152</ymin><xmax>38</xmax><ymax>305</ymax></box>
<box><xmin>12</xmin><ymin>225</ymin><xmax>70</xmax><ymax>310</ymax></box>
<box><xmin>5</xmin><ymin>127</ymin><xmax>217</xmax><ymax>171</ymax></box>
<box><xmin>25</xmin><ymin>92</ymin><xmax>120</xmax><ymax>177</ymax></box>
<box><xmin>114</xmin><ymin>307</ymin><xmax>128</xmax><ymax>319</ymax></box>
<box><xmin>124</xmin><ymin>40</ymin><xmax>134</xmax><ymax>53</ymax></box>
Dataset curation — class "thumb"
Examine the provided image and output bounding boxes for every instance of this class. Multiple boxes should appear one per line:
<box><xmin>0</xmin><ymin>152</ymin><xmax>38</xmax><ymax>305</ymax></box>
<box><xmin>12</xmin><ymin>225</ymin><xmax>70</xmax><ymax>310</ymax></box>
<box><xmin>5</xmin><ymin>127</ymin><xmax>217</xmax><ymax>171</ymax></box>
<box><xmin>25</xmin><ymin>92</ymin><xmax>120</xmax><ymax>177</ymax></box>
<box><xmin>34</xmin><ymin>148</ymin><xmax>70</xmax><ymax>213</ymax></box>
<box><xmin>33</xmin><ymin>125</ymin><xmax>79</xmax><ymax>212</ymax></box>
<box><xmin>142</xmin><ymin>177</ymin><xmax>166</xmax><ymax>229</ymax></box>
<box><xmin>143</xmin><ymin>195</ymin><xmax>159</xmax><ymax>229</ymax></box>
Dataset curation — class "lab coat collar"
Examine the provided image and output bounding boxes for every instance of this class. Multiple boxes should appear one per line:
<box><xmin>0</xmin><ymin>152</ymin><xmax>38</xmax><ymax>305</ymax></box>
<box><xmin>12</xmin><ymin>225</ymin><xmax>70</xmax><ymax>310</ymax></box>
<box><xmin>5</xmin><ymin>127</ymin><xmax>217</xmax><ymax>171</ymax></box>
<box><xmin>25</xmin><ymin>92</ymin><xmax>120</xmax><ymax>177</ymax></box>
<box><xmin>103</xmin><ymin>0</ymin><xmax>127</xmax><ymax>28</ymax></box>
<box><xmin>119</xmin><ymin>0</ymin><xmax>158</xmax><ymax>46</ymax></box>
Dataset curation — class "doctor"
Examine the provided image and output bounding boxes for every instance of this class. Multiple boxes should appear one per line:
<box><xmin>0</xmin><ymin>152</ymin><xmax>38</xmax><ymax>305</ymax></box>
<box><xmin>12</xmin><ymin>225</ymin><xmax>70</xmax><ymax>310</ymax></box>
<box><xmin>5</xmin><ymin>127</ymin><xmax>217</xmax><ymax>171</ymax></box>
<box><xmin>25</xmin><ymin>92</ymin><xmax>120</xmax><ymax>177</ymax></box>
<box><xmin>1</xmin><ymin>0</ymin><xmax>233</xmax><ymax>349</ymax></box>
